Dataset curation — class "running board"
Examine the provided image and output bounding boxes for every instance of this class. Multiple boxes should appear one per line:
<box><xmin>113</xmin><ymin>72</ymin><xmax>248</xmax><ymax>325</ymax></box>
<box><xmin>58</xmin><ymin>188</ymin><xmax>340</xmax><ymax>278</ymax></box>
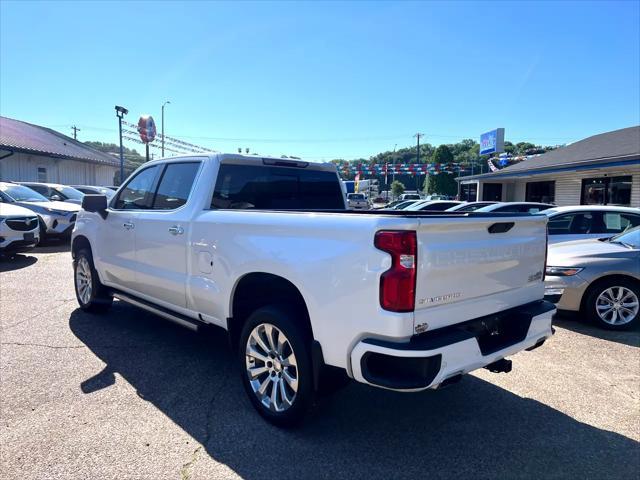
<box><xmin>112</xmin><ymin>290</ymin><xmax>201</xmax><ymax>332</ymax></box>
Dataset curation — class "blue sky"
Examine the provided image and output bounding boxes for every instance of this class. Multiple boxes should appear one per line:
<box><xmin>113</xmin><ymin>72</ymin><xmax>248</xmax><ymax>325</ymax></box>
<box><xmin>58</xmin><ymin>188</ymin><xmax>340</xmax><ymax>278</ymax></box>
<box><xmin>1</xmin><ymin>1</ymin><xmax>639</xmax><ymax>160</ymax></box>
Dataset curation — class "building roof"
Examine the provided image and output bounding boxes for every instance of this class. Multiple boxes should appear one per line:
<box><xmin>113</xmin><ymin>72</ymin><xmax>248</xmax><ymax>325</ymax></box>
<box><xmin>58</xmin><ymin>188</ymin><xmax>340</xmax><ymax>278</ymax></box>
<box><xmin>0</xmin><ymin>116</ymin><xmax>119</xmax><ymax>166</ymax></box>
<box><xmin>458</xmin><ymin>126</ymin><xmax>640</xmax><ymax>181</ymax></box>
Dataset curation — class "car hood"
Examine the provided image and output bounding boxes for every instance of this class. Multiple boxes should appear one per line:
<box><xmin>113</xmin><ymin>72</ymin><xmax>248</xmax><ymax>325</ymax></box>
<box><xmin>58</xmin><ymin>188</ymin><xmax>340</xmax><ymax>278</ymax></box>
<box><xmin>19</xmin><ymin>200</ymin><xmax>81</xmax><ymax>212</ymax></box>
<box><xmin>547</xmin><ymin>238</ymin><xmax>637</xmax><ymax>265</ymax></box>
<box><xmin>0</xmin><ymin>203</ymin><xmax>38</xmax><ymax>217</ymax></box>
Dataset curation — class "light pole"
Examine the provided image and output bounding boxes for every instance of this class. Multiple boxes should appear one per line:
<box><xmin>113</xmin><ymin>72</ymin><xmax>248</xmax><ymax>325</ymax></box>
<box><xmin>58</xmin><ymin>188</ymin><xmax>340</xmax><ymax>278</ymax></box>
<box><xmin>115</xmin><ymin>105</ymin><xmax>128</xmax><ymax>184</ymax></box>
<box><xmin>161</xmin><ymin>100</ymin><xmax>170</xmax><ymax>157</ymax></box>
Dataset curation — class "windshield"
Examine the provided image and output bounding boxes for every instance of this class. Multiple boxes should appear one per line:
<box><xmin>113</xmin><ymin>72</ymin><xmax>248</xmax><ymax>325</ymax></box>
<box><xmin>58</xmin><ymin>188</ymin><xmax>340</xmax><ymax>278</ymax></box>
<box><xmin>0</xmin><ymin>184</ymin><xmax>49</xmax><ymax>202</ymax></box>
<box><xmin>55</xmin><ymin>186</ymin><xmax>84</xmax><ymax>200</ymax></box>
<box><xmin>609</xmin><ymin>226</ymin><xmax>640</xmax><ymax>248</ymax></box>
<box><xmin>348</xmin><ymin>194</ymin><xmax>365</xmax><ymax>200</ymax></box>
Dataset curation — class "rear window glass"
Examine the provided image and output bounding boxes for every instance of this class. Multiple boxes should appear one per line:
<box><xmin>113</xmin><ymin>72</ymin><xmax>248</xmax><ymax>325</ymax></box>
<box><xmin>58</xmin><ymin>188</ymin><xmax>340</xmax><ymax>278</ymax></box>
<box><xmin>211</xmin><ymin>164</ymin><xmax>344</xmax><ymax>210</ymax></box>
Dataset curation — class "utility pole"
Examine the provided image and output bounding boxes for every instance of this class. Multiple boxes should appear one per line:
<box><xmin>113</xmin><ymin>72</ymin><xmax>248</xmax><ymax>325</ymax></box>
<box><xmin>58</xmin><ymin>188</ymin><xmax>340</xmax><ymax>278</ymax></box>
<box><xmin>414</xmin><ymin>133</ymin><xmax>424</xmax><ymax>164</ymax></box>
<box><xmin>70</xmin><ymin>125</ymin><xmax>80</xmax><ymax>140</ymax></box>
<box><xmin>161</xmin><ymin>100</ymin><xmax>171</xmax><ymax>157</ymax></box>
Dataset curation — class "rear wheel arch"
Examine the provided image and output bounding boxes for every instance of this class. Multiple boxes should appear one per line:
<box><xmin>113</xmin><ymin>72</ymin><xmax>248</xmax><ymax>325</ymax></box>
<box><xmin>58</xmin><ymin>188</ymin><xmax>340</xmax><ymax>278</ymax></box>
<box><xmin>228</xmin><ymin>273</ymin><xmax>314</xmax><ymax>351</ymax></box>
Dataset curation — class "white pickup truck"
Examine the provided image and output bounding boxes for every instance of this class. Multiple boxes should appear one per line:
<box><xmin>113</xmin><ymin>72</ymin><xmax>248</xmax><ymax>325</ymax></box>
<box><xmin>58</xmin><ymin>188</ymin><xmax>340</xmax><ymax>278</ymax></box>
<box><xmin>72</xmin><ymin>153</ymin><xmax>555</xmax><ymax>426</ymax></box>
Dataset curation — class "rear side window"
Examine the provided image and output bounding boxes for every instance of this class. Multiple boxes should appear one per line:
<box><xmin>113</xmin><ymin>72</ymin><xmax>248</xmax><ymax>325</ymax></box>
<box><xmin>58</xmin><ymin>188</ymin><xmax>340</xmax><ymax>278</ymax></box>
<box><xmin>548</xmin><ymin>212</ymin><xmax>595</xmax><ymax>235</ymax></box>
<box><xmin>603</xmin><ymin>212</ymin><xmax>640</xmax><ymax>233</ymax></box>
<box><xmin>211</xmin><ymin>164</ymin><xmax>344</xmax><ymax>210</ymax></box>
<box><xmin>113</xmin><ymin>166</ymin><xmax>160</xmax><ymax>210</ymax></box>
<box><xmin>153</xmin><ymin>162</ymin><xmax>200</xmax><ymax>210</ymax></box>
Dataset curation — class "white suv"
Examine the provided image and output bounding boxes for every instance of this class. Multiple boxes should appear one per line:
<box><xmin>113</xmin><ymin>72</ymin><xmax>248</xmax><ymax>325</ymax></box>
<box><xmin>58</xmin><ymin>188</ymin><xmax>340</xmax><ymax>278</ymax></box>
<box><xmin>0</xmin><ymin>200</ymin><xmax>40</xmax><ymax>255</ymax></box>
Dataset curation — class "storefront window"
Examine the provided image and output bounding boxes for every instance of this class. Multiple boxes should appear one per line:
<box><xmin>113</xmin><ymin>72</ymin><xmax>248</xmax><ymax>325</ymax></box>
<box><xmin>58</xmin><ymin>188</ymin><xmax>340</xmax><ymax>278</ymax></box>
<box><xmin>460</xmin><ymin>183</ymin><xmax>477</xmax><ymax>201</ymax></box>
<box><xmin>526</xmin><ymin>181</ymin><xmax>555</xmax><ymax>203</ymax></box>
<box><xmin>609</xmin><ymin>176</ymin><xmax>632</xmax><ymax>205</ymax></box>
<box><xmin>482</xmin><ymin>183</ymin><xmax>503</xmax><ymax>201</ymax></box>
<box><xmin>581</xmin><ymin>176</ymin><xmax>632</xmax><ymax>205</ymax></box>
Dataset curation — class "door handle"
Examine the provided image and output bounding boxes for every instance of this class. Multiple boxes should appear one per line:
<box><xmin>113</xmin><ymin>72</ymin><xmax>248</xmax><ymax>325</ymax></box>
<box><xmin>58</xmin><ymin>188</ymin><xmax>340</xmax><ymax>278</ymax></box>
<box><xmin>168</xmin><ymin>226</ymin><xmax>184</xmax><ymax>235</ymax></box>
<box><xmin>123</xmin><ymin>222</ymin><xmax>135</xmax><ymax>230</ymax></box>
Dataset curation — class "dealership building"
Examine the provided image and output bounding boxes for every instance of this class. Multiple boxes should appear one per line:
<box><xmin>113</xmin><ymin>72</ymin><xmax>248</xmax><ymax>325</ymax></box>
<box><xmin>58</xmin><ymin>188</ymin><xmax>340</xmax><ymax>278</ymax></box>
<box><xmin>0</xmin><ymin>116</ymin><xmax>119</xmax><ymax>186</ymax></box>
<box><xmin>457</xmin><ymin>126</ymin><xmax>640</xmax><ymax>207</ymax></box>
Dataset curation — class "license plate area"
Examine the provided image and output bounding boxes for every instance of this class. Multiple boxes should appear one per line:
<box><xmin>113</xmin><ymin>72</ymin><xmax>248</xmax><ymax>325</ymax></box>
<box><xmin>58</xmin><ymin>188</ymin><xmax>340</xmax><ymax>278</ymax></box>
<box><xmin>23</xmin><ymin>232</ymin><xmax>35</xmax><ymax>242</ymax></box>
<box><xmin>459</xmin><ymin>311</ymin><xmax>532</xmax><ymax>355</ymax></box>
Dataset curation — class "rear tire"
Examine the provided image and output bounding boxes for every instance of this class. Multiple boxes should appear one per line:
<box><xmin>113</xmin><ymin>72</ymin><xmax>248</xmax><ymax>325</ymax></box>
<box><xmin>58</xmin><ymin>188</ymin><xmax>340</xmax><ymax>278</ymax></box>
<box><xmin>73</xmin><ymin>248</ymin><xmax>113</xmax><ymax>313</ymax></box>
<box><xmin>238</xmin><ymin>305</ymin><xmax>314</xmax><ymax>427</ymax></box>
<box><xmin>584</xmin><ymin>278</ymin><xmax>639</xmax><ymax>330</ymax></box>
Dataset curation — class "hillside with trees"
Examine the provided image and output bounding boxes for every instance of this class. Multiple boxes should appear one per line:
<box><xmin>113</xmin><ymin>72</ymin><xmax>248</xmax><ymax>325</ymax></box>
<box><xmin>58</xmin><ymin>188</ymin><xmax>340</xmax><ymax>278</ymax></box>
<box><xmin>332</xmin><ymin>139</ymin><xmax>557</xmax><ymax>195</ymax></box>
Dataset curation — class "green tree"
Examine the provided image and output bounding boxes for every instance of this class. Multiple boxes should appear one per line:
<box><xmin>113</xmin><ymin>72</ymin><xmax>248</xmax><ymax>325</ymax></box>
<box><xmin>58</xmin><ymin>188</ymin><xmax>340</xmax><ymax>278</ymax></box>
<box><xmin>424</xmin><ymin>173</ymin><xmax>457</xmax><ymax>196</ymax></box>
<box><xmin>391</xmin><ymin>180</ymin><xmax>405</xmax><ymax>198</ymax></box>
<box><xmin>424</xmin><ymin>145</ymin><xmax>457</xmax><ymax>195</ymax></box>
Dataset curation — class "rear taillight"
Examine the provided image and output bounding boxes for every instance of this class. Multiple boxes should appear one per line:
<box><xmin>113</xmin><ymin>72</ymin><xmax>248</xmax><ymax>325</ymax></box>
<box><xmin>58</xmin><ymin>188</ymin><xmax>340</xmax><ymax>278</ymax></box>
<box><xmin>374</xmin><ymin>230</ymin><xmax>417</xmax><ymax>312</ymax></box>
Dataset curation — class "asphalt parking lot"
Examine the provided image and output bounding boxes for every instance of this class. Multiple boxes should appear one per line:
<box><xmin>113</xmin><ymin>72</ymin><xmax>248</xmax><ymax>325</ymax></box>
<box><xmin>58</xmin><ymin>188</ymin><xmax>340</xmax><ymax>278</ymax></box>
<box><xmin>1</xmin><ymin>246</ymin><xmax>639</xmax><ymax>480</ymax></box>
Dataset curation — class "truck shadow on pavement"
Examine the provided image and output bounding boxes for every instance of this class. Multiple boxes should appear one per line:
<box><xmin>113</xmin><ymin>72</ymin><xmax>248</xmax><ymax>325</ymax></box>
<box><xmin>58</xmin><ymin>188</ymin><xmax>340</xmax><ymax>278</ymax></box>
<box><xmin>69</xmin><ymin>303</ymin><xmax>639</xmax><ymax>480</ymax></box>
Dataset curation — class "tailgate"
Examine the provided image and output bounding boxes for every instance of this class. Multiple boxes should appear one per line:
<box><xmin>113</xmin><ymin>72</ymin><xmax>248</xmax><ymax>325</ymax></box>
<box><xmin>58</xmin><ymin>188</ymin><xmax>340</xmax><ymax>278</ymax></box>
<box><xmin>413</xmin><ymin>214</ymin><xmax>547</xmax><ymax>331</ymax></box>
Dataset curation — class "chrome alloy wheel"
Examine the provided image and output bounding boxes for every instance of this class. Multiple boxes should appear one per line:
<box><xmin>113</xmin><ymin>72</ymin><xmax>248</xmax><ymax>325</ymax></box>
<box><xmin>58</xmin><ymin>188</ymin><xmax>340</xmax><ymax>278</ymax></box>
<box><xmin>245</xmin><ymin>323</ymin><xmax>298</xmax><ymax>412</ymax></box>
<box><xmin>596</xmin><ymin>286</ymin><xmax>639</xmax><ymax>325</ymax></box>
<box><xmin>75</xmin><ymin>256</ymin><xmax>93</xmax><ymax>305</ymax></box>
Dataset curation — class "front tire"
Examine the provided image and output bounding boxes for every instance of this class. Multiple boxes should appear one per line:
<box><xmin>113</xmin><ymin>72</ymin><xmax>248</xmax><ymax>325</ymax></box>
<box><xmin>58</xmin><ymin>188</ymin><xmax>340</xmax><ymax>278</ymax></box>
<box><xmin>238</xmin><ymin>306</ymin><xmax>314</xmax><ymax>427</ymax></box>
<box><xmin>73</xmin><ymin>248</ymin><xmax>113</xmax><ymax>313</ymax></box>
<box><xmin>585</xmin><ymin>278</ymin><xmax>639</xmax><ymax>330</ymax></box>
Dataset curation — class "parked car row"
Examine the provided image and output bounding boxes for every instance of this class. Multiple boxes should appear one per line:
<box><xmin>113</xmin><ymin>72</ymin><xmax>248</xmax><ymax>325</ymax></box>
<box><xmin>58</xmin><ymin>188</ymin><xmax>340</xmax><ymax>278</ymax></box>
<box><xmin>383</xmin><ymin>200</ymin><xmax>640</xmax><ymax>243</ymax></box>
<box><xmin>379</xmin><ymin>198</ymin><xmax>640</xmax><ymax>329</ymax></box>
<box><xmin>0</xmin><ymin>181</ymin><xmax>116</xmax><ymax>256</ymax></box>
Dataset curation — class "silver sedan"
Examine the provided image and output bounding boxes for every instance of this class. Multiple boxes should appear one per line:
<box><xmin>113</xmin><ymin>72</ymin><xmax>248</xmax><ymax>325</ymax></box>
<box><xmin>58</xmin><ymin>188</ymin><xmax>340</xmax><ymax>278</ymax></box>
<box><xmin>544</xmin><ymin>226</ymin><xmax>640</xmax><ymax>330</ymax></box>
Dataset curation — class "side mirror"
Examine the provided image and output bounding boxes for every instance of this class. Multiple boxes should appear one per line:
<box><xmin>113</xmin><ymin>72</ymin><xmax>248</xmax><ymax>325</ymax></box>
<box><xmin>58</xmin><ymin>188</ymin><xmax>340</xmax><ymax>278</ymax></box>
<box><xmin>50</xmin><ymin>194</ymin><xmax>61</xmax><ymax>201</ymax></box>
<box><xmin>82</xmin><ymin>194</ymin><xmax>108</xmax><ymax>219</ymax></box>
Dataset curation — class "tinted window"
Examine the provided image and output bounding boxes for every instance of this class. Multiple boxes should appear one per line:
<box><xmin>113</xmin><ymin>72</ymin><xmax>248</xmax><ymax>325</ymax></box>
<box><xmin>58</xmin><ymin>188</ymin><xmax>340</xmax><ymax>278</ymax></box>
<box><xmin>460</xmin><ymin>183</ymin><xmax>477</xmax><ymax>202</ymax></box>
<box><xmin>525</xmin><ymin>181</ymin><xmax>555</xmax><ymax>203</ymax></box>
<box><xmin>581</xmin><ymin>176</ymin><xmax>632</xmax><ymax>205</ymax></box>
<box><xmin>55</xmin><ymin>186</ymin><xmax>84</xmax><ymax>200</ymax></box>
<box><xmin>211</xmin><ymin>164</ymin><xmax>344</xmax><ymax>210</ymax></box>
<box><xmin>153</xmin><ymin>162</ymin><xmax>200</xmax><ymax>210</ymax></box>
<box><xmin>548</xmin><ymin>212</ymin><xmax>596</xmax><ymax>235</ymax></box>
<box><xmin>457</xmin><ymin>202</ymin><xmax>494</xmax><ymax>212</ymax></box>
<box><xmin>494</xmin><ymin>205</ymin><xmax>521</xmax><ymax>213</ymax></box>
<box><xmin>113</xmin><ymin>166</ymin><xmax>159</xmax><ymax>210</ymax></box>
<box><xmin>420</xmin><ymin>202</ymin><xmax>459</xmax><ymax>211</ymax></box>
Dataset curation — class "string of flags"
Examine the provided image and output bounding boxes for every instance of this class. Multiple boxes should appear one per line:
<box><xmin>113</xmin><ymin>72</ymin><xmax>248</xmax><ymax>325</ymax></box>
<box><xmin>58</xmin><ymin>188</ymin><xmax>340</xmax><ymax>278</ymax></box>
<box><xmin>334</xmin><ymin>162</ymin><xmax>469</xmax><ymax>176</ymax></box>
<box><xmin>122</xmin><ymin>120</ymin><xmax>213</xmax><ymax>154</ymax></box>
